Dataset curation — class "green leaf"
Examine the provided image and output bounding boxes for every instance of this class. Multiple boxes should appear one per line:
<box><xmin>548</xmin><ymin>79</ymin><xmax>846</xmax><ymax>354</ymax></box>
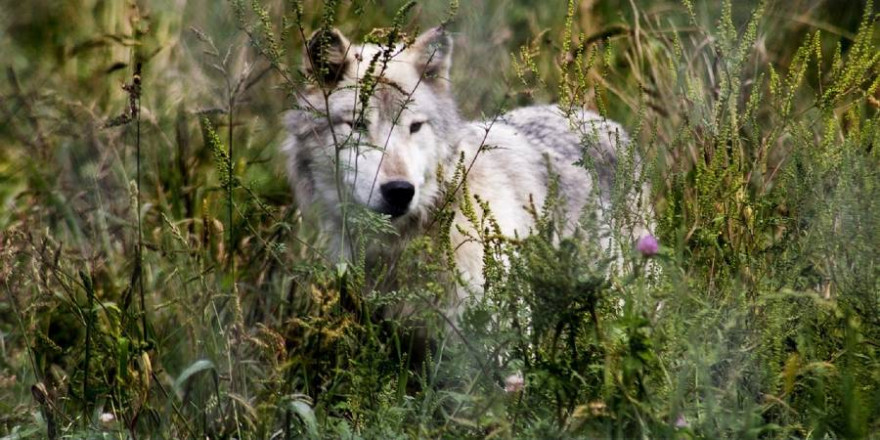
<box><xmin>287</xmin><ymin>395</ymin><xmax>319</xmax><ymax>439</ymax></box>
<box><xmin>173</xmin><ymin>359</ymin><xmax>217</xmax><ymax>396</ymax></box>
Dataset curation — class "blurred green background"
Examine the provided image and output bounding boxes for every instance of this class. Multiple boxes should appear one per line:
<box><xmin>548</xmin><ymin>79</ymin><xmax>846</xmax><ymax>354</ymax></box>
<box><xmin>1</xmin><ymin>0</ymin><xmax>878</xmax><ymax>438</ymax></box>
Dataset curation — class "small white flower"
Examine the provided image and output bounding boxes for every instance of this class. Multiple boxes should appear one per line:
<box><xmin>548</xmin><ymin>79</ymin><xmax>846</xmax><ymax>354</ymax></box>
<box><xmin>674</xmin><ymin>414</ymin><xmax>689</xmax><ymax>429</ymax></box>
<box><xmin>504</xmin><ymin>372</ymin><xmax>524</xmax><ymax>393</ymax></box>
<box><xmin>99</xmin><ymin>412</ymin><xmax>116</xmax><ymax>424</ymax></box>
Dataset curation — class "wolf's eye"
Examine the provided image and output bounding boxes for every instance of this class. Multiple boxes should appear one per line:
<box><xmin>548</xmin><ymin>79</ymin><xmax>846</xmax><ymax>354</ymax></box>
<box><xmin>344</xmin><ymin>119</ymin><xmax>368</xmax><ymax>132</ymax></box>
<box><xmin>409</xmin><ymin>121</ymin><xmax>424</xmax><ymax>134</ymax></box>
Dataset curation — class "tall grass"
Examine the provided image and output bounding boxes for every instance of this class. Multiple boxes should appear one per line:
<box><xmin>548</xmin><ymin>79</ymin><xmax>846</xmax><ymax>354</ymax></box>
<box><xmin>1</xmin><ymin>0</ymin><xmax>878</xmax><ymax>438</ymax></box>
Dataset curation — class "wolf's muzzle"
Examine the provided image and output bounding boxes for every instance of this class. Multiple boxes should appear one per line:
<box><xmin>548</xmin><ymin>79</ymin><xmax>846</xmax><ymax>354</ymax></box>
<box><xmin>379</xmin><ymin>180</ymin><xmax>415</xmax><ymax>217</ymax></box>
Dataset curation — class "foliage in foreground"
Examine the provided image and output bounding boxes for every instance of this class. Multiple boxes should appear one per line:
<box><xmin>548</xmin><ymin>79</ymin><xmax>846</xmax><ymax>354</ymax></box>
<box><xmin>1</xmin><ymin>0</ymin><xmax>879</xmax><ymax>438</ymax></box>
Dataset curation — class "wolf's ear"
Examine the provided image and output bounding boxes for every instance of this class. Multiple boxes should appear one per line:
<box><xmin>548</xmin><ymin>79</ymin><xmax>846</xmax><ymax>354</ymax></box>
<box><xmin>412</xmin><ymin>27</ymin><xmax>453</xmax><ymax>88</ymax></box>
<box><xmin>304</xmin><ymin>28</ymin><xmax>354</xmax><ymax>87</ymax></box>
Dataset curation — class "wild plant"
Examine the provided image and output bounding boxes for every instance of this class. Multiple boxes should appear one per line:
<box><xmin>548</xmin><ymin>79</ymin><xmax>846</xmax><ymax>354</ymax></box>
<box><xmin>1</xmin><ymin>0</ymin><xmax>878</xmax><ymax>439</ymax></box>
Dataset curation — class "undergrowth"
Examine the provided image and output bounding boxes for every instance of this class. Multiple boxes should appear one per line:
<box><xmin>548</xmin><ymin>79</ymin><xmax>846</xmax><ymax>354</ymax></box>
<box><xmin>1</xmin><ymin>0</ymin><xmax>878</xmax><ymax>438</ymax></box>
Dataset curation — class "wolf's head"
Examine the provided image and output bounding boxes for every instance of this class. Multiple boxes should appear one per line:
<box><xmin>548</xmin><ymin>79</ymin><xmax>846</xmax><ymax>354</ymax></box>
<box><xmin>284</xmin><ymin>27</ymin><xmax>462</xmax><ymax>231</ymax></box>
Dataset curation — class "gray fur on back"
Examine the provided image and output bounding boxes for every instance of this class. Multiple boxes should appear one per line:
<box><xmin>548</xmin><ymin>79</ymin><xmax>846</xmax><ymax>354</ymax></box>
<box><xmin>501</xmin><ymin>105</ymin><xmax>623</xmax><ymax>200</ymax></box>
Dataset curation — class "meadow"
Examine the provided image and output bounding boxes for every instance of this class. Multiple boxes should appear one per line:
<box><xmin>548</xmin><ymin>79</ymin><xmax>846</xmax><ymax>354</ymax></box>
<box><xmin>1</xmin><ymin>0</ymin><xmax>879</xmax><ymax>438</ymax></box>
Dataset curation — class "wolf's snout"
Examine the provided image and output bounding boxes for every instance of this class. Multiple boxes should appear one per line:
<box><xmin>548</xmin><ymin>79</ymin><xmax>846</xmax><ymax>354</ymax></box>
<box><xmin>379</xmin><ymin>180</ymin><xmax>415</xmax><ymax>217</ymax></box>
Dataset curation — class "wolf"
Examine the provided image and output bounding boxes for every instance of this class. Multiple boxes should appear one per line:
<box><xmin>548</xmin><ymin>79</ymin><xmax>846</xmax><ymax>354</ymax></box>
<box><xmin>283</xmin><ymin>26</ymin><xmax>650</xmax><ymax>319</ymax></box>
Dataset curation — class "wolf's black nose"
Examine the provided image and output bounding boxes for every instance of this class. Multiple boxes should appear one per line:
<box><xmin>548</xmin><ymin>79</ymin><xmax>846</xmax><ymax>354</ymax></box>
<box><xmin>380</xmin><ymin>180</ymin><xmax>415</xmax><ymax>216</ymax></box>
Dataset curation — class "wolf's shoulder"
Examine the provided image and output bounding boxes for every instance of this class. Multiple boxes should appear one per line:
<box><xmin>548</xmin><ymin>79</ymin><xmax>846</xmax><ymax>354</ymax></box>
<box><xmin>492</xmin><ymin>105</ymin><xmax>625</xmax><ymax>164</ymax></box>
<box><xmin>500</xmin><ymin>105</ymin><xmax>626</xmax><ymax>143</ymax></box>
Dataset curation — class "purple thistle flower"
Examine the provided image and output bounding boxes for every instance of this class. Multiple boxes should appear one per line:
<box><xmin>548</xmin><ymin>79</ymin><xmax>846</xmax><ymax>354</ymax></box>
<box><xmin>636</xmin><ymin>235</ymin><xmax>659</xmax><ymax>257</ymax></box>
<box><xmin>674</xmin><ymin>414</ymin><xmax>690</xmax><ymax>429</ymax></box>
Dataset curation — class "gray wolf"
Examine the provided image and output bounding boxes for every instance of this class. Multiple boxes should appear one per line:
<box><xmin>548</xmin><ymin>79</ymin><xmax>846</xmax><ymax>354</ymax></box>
<box><xmin>283</xmin><ymin>26</ymin><xmax>650</xmax><ymax>318</ymax></box>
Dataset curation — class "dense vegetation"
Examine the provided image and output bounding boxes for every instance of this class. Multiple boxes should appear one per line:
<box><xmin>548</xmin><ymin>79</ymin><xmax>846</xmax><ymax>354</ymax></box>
<box><xmin>1</xmin><ymin>0</ymin><xmax>879</xmax><ymax>438</ymax></box>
